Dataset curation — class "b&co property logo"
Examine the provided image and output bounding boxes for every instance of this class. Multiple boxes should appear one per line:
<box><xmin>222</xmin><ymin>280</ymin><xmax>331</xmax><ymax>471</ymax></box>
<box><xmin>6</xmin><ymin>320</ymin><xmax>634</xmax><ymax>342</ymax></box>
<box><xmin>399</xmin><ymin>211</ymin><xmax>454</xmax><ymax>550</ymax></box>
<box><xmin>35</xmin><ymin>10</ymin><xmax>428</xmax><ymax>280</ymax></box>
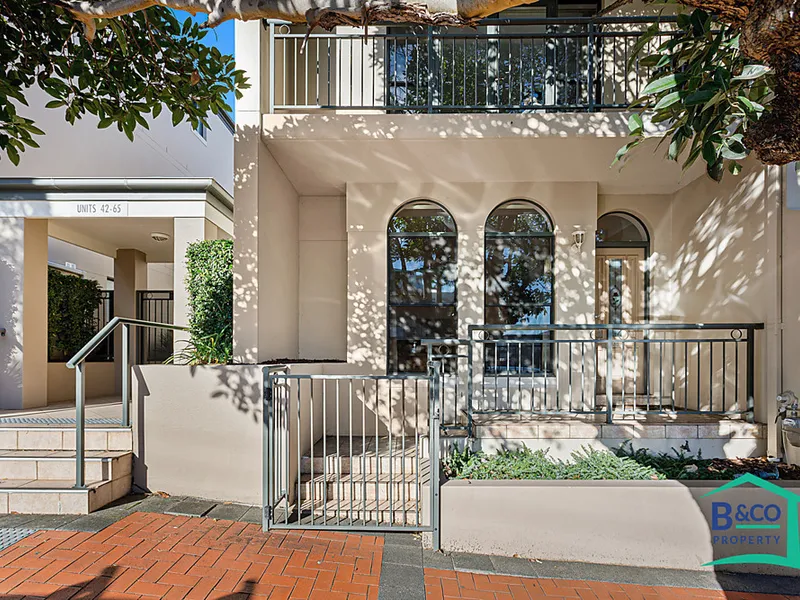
<box><xmin>703</xmin><ymin>473</ymin><xmax>800</xmax><ymax>569</ymax></box>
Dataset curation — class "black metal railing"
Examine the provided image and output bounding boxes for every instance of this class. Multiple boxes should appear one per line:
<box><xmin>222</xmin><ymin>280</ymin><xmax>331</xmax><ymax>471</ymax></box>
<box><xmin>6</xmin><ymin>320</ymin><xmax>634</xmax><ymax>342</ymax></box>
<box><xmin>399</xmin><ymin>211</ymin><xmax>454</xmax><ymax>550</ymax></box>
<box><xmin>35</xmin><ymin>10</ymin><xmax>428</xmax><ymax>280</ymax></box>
<box><xmin>425</xmin><ymin>322</ymin><xmax>764</xmax><ymax>430</ymax></box>
<box><xmin>136</xmin><ymin>290</ymin><xmax>174</xmax><ymax>364</ymax></box>
<box><xmin>267</xmin><ymin>16</ymin><xmax>675</xmax><ymax>113</ymax></box>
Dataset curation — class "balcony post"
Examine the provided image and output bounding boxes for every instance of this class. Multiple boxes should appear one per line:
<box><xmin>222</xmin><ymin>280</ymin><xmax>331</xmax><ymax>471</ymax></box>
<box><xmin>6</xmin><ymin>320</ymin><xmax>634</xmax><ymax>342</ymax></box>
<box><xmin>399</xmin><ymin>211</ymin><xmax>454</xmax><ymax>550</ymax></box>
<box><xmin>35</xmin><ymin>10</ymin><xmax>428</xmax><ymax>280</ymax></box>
<box><xmin>268</xmin><ymin>21</ymin><xmax>276</xmax><ymax>114</ymax></box>
<box><xmin>746</xmin><ymin>326</ymin><xmax>755</xmax><ymax>423</ymax></box>
<box><xmin>587</xmin><ymin>23</ymin><xmax>595</xmax><ymax>111</ymax></box>
<box><xmin>606</xmin><ymin>327</ymin><xmax>613</xmax><ymax>424</ymax></box>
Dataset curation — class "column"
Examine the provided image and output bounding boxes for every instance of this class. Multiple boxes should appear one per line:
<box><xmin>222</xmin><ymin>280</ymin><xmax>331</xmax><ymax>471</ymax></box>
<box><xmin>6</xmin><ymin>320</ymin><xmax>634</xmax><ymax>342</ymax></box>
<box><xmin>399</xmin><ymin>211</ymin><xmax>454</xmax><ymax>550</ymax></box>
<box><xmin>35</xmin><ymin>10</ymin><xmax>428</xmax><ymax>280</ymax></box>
<box><xmin>114</xmin><ymin>249</ymin><xmax>147</xmax><ymax>392</ymax></box>
<box><xmin>172</xmin><ymin>218</ymin><xmax>218</xmax><ymax>353</ymax></box>
<box><xmin>0</xmin><ymin>218</ymin><xmax>48</xmax><ymax>409</ymax></box>
<box><xmin>233</xmin><ymin>19</ymin><xmax>267</xmax><ymax>363</ymax></box>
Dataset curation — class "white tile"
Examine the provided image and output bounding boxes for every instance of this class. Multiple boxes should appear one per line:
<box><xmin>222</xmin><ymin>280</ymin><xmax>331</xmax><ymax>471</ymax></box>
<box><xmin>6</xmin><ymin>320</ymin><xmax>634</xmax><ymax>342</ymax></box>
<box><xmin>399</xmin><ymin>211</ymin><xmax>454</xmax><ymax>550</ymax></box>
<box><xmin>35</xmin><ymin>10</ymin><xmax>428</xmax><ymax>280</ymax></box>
<box><xmin>18</xmin><ymin>431</ymin><xmax>62</xmax><ymax>451</ymax></box>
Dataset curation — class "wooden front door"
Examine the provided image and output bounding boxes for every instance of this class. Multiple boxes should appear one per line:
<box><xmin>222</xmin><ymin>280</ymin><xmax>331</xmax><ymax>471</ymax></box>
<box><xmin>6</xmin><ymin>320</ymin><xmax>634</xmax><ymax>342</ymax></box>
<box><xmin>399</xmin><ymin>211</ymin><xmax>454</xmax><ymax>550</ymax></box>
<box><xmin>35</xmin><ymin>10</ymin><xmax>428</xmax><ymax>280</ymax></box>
<box><xmin>595</xmin><ymin>248</ymin><xmax>646</xmax><ymax>398</ymax></box>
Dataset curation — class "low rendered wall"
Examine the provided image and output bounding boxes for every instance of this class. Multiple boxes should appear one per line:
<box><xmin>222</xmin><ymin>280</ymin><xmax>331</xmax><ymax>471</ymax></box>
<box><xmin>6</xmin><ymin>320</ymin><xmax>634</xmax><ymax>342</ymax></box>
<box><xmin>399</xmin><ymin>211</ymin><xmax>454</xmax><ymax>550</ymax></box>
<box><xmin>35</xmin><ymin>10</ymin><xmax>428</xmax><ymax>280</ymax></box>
<box><xmin>131</xmin><ymin>362</ymin><xmax>336</xmax><ymax>505</ymax></box>
<box><xmin>441</xmin><ymin>479</ymin><xmax>800</xmax><ymax>575</ymax></box>
<box><xmin>48</xmin><ymin>362</ymin><xmax>116</xmax><ymax>404</ymax></box>
<box><xmin>474</xmin><ymin>421</ymin><xmax>767</xmax><ymax>459</ymax></box>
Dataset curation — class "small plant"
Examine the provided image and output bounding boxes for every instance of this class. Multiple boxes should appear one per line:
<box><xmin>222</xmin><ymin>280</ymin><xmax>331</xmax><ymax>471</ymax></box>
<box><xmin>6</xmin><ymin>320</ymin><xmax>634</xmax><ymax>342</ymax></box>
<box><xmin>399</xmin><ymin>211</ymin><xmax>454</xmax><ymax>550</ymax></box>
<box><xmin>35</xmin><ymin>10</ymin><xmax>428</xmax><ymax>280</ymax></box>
<box><xmin>443</xmin><ymin>445</ymin><xmax>664</xmax><ymax>481</ymax></box>
<box><xmin>166</xmin><ymin>329</ymin><xmax>232</xmax><ymax>365</ymax></box>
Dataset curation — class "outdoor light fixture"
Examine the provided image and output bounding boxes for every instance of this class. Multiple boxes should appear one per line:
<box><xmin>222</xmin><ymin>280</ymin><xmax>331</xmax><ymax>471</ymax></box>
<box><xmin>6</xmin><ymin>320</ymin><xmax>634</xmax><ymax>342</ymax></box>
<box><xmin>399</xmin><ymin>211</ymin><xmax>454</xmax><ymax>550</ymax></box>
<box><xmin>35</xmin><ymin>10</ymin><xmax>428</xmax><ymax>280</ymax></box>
<box><xmin>572</xmin><ymin>230</ymin><xmax>586</xmax><ymax>252</ymax></box>
<box><xmin>150</xmin><ymin>232</ymin><xmax>170</xmax><ymax>243</ymax></box>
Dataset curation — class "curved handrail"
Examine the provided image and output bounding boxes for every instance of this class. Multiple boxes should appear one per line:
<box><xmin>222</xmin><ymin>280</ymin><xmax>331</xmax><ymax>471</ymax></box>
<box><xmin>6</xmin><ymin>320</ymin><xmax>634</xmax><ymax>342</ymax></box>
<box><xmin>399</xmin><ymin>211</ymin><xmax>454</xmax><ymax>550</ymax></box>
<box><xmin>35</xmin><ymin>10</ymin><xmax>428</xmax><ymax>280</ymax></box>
<box><xmin>67</xmin><ymin>316</ymin><xmax>188</xmax><ymax>368</ymax></box>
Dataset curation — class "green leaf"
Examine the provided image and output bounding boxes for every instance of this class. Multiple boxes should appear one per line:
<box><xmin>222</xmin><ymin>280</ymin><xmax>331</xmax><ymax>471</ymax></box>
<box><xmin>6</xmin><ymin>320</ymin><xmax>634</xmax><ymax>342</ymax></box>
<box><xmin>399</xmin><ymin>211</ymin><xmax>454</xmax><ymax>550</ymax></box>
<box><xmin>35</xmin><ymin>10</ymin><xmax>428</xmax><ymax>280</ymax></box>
<box><xmin>628</xmin><ymin>114</ymin><xmax>644</xmax><ymax>134</ymax></box>
<box><xmin>7</xmin><ymin>146</ymin><xmax>20</xmax><ymax>166</ymax></box>
<box><xmin>654</xmin><ymin>91</ymin><xmax>681</xmax><ymax>110</ymax></box>
<box><xmin>45</xmin><ymin>100</ymin><xmax>66</xmax><ymax>109</ymax></box>
<box><xmin>684</xmin><ymin>90</ymin><xmax>716</xmax><ymax>106</ymax></box>
<box><xmin>732</xmin><ymin>64</ymin><xmax>770</xmax><ymax>81</ymax></box>
<box><xmin>728</xmin><ymin>161</ymin><xmax>743</xmax><ymax>175</ymax></box>
<box><xmin>641</xmin><ymin>74</ymin><xmax>683</xmax><ymax>96</ymax></box>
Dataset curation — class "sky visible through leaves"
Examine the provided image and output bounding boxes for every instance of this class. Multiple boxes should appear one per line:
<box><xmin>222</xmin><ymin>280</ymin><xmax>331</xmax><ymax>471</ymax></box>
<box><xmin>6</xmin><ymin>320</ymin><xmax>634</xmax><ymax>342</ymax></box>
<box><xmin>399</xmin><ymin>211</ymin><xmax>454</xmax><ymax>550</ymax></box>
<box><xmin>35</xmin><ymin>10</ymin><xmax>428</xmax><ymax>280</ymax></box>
<box><xmin>184</xmin><ymin>11</ymin><xmax>235</xmax><ymax>119</ymax></box>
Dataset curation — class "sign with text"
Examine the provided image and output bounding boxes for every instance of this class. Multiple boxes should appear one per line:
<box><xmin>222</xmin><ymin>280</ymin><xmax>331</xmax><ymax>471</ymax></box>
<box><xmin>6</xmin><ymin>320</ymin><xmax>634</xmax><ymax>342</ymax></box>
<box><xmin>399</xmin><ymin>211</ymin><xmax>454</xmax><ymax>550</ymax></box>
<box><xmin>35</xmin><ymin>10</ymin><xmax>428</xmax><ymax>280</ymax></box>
<box><xmin>67</xmin><ymin>201</ymin><xmax>129</xmax><ymax>217</ymax></box>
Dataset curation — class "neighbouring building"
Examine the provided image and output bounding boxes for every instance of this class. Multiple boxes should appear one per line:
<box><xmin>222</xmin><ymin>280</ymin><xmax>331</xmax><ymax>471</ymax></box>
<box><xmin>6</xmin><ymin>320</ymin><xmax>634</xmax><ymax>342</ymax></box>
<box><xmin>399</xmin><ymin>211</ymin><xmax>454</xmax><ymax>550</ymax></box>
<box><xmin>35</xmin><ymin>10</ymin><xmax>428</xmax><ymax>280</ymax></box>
<box><xmin>0</xmin><ymin>86</ymin><xmax>234</xmax><ymax>409</ymax></box>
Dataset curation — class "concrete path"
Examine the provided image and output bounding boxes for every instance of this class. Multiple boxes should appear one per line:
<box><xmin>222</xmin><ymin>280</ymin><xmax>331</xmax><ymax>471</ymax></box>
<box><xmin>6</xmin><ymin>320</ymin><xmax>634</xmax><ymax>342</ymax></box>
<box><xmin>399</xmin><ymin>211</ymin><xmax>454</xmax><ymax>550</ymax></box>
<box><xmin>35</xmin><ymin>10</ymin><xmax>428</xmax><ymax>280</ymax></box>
<box><xmin>0</xmin><ymin>494</ymin><xmax>797</xmax><ymax>599</ymax></box>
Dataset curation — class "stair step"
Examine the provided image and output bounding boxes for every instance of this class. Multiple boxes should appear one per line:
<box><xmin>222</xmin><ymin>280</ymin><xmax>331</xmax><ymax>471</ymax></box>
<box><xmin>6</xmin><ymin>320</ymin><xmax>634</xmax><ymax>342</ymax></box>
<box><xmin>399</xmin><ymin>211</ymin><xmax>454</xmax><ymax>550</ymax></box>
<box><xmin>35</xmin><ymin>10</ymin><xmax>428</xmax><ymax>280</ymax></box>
<box><xmin>0</xmin><ymin>451</ymin><xmax>131</xmax><ymax>481</ymax></box>
<box><xmin>0</xmin><ymin>476</ymin><xmax>131</xmax><ymax>515</ymax></box>
<box><xmin>0</xmin><ymin>427</ymin><xmax>132</xmax><ymax>452</ymax></box>
<box><xmin>296</xmin><ymin>498</ymin><xmax>423</xmax><ymax>526</ymax></box>
<box><xmin>301</xmin><ymin>455</ymin><xmax>429</xmax><ymax>475</ymax></box>
<box><xmin>300</xmin><ymin>471</ymin><xmax>428</xmax><ymax>501</ymax></box>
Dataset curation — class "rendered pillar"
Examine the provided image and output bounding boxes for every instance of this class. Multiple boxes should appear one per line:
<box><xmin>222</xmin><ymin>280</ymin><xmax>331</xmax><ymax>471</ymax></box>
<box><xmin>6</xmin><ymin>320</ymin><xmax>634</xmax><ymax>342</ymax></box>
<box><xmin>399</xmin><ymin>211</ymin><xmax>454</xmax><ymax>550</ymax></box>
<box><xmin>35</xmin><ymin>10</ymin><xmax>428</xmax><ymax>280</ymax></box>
<box><xmin>0</xmin><ymin>218</ymin><xmax>48</xmax><ymax>409</ymax></box>
<box><xmin>233</xmin><ymin>20</ymin><xmax>267</xmax><ymax>363</ymax></box>
<box><xmin>173</xmin><ymin>218</ymin><xmax>218</xmax><ymax>353</ymax></box>
<box><xmin>114</xmin><ymin>249</ymin><xmax>147</xmax><ymax>392</ymax></box>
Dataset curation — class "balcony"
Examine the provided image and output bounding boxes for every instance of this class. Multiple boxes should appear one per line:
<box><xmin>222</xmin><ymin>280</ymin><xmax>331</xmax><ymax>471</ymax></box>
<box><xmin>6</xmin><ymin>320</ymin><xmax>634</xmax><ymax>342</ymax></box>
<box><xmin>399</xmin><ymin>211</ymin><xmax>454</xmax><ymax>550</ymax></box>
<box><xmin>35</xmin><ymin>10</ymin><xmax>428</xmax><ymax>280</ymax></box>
<box><xmin>266</xmin><ymin>16</ymin><xmax>676</xmax><ymax>114</ymax></box>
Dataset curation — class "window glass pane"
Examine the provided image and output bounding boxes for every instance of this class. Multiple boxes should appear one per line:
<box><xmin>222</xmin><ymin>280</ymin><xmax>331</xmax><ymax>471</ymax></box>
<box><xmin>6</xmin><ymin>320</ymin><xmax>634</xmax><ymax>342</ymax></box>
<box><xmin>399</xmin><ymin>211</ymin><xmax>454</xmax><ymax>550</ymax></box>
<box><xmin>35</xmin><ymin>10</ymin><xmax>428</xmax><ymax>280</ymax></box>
<box><xmin>485</xmin><ymin>200</ymin><xmax>552</xmax><ymax>234</ymax></box>
<box><xmin>596</xmin><ymin>213</ymin><xmax>648</xmax><ymax>244</ymax></box>
<box><xmin>388</xmin><ymin>200</ymin><xmax>457</xmax><ymax>373</ymax></box>
<box><xmin>388</xmin><ymin>306</ymin><xmax>457</xmax><ymax>372</ymax></box>
<box><xmin>389</xmin><ymin>237</ymin><xmax>457</xmax><ymax>304</ymax></box>
<box><xmin>389</xmin><ymin>201</ymin><xmax>456</xmax><ymax>233</ymax></box>
<box><xmin>484</xmin><ymin>237</ymin><xmax>552</xmax><ymax>306</ymax></box>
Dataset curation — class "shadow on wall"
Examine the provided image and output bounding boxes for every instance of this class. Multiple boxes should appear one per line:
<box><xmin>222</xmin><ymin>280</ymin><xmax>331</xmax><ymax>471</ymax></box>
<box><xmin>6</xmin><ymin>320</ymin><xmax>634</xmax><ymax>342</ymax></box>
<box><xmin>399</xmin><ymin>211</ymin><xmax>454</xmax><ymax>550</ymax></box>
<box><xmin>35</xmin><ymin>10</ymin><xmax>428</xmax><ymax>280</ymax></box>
<box><xmin>0</xmin><ymin>242</ymin><xmax>22</xmax><ymax>409</ymax></box>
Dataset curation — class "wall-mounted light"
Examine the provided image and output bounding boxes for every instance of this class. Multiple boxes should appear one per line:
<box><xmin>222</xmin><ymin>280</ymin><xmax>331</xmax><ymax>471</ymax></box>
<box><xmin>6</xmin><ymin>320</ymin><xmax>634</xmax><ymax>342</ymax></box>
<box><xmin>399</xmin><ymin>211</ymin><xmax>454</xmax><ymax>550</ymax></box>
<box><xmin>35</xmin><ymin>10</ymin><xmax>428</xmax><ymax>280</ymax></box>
<box><xmin>572</xmin><ymin>230</ymin><xmax>586</xmax><ymax>252</ymax></box>
<box><xmin>150</xmin><ymin>232</ymin><xmax>170</xmax><ymax>243</ymax></box>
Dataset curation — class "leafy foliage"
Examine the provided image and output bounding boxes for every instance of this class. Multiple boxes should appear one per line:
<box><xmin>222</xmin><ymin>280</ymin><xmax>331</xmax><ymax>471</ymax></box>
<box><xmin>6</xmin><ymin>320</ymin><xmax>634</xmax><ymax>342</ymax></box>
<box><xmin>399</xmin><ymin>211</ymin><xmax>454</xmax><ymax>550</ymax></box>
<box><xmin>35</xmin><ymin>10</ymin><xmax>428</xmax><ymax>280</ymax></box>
<box><xmin>443</xmin><ymin>445</ymin><xmax>665</xmax><ymax>480</ymax></box>
<box><xmin>181</xmin><ymin>239</ymin><xmax>233</xmax><ymax>364</ymax></box>
<box><xmin>617</xmin><ymin>8</ymin><xmax>773</xmax><ymax>181</ymax></box>
<box><xmin>47</xmin><ymin>268</ymin><xmax>102</xmax><ymax>360</ymax></box>
<box><xmin>1</xmin><ymin>0</ymin><xmax>248</xmax><ymax>165</ymax></box>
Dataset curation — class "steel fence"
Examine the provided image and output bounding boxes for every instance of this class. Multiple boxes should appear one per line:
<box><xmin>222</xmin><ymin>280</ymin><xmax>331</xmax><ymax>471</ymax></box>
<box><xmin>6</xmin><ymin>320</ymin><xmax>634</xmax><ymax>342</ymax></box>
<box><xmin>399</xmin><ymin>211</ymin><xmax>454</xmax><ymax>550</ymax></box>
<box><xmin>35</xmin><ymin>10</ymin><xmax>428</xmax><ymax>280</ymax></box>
<box><xmin>267</xmin><ymin>16</ymin><xmax>676</xmax><ymax>113</ymax></box>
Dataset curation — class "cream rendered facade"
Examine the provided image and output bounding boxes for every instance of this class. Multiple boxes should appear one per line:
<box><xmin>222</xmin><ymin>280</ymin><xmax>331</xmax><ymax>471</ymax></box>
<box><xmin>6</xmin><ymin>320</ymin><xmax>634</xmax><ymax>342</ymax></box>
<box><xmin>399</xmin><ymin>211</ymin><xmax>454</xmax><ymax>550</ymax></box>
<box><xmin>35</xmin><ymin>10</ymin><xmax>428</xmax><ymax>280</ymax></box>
<box><xmin>233</xmin><ymin>11</ymin><xmax>794</xmax><ymax>458</ymax></box>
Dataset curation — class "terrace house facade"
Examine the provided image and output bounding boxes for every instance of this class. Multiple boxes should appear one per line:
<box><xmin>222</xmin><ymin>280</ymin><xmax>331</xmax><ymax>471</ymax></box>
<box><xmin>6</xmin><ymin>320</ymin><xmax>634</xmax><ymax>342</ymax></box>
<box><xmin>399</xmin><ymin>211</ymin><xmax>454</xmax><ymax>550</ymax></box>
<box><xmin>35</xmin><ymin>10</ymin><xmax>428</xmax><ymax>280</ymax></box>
<box><xmin>232</xmin><ymin>0</ymin><xmax>800</xmax><ymax>483</ymax></box>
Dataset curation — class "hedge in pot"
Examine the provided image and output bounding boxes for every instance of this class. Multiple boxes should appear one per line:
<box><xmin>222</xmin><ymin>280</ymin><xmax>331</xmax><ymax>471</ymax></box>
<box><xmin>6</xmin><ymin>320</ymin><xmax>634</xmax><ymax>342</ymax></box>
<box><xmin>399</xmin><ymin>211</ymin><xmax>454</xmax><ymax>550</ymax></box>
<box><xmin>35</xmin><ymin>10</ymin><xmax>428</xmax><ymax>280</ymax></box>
<box><xmin>171</xmin><ymin>239</ymin><xmax>233</xmax><ymax>365</ymax></box>
<box><xmin>48</xmin><ymin>268</ymin><xmax>102</xmax><ymax>361</ymax></box>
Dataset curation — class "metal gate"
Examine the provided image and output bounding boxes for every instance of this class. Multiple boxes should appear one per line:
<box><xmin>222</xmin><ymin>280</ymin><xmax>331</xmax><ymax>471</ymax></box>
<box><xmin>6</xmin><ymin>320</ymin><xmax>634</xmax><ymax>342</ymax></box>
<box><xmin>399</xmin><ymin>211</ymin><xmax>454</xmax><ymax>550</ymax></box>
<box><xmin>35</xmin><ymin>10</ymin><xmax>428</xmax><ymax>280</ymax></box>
<box><xmin>136</xmin><ymin>291</ymin><xmax>174</xmax><ymax>364</ymax></box>
<box><xmin>263</xmin><ymin>367</ymin><xmax>440</xmax><ymax>546</ymax></box>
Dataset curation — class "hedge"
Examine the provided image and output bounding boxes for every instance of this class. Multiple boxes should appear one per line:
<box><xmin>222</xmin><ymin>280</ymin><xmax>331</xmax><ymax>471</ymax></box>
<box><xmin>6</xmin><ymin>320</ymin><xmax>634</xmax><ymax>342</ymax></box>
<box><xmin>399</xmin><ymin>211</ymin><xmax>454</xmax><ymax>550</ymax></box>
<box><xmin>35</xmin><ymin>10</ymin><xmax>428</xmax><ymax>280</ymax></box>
<box><xmin>183</xmin><ymin>239</ymin><xmax>233</xmax><ymax>363</ymax></box>
<box><xmin>48</xmin><ymin>268</ymin><xmax>102</xmax><ymax>361</ymax></box>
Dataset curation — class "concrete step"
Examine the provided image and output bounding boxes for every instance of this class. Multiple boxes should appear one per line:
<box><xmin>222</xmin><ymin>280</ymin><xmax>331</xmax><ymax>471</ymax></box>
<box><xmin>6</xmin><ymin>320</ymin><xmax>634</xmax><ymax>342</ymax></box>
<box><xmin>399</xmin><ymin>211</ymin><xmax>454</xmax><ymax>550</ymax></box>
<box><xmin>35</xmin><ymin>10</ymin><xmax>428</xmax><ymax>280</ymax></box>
<box><xmin>300</xmin><ymin>471</ymin><xmax>428</xmax><ymax>502</ymax></box>
<box><xmin>296</xmin><ymin>498</ymin><xmax>423</xmax><ymax>526</ymax></box>
<box><xmin>0</xmin><ymin>476</ymin><xmax>131</xmax><ymax>515</ymax></box>
<box><xmin>0</xmin><ymin>427</ymin><xmax>132</xmax><ymax>452</ymax></box>
<box><xmin>0</xmin><ymin>451</ymin><xmax>131</xmax><ymax>482</ymax></box>
<box><xmin>301</xmin><ymin>455</ymin><xmax>429</xmax><ymax>476</ymax></box>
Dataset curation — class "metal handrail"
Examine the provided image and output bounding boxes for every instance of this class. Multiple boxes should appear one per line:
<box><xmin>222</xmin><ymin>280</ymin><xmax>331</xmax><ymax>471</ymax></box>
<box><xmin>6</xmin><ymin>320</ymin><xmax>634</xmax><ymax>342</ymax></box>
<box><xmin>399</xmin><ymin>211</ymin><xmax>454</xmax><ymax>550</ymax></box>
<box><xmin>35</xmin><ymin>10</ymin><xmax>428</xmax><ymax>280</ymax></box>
<box><xmin>66</xmin><ymin>316</ymin><xmax>189</xmax><ymax>488</ymax></box>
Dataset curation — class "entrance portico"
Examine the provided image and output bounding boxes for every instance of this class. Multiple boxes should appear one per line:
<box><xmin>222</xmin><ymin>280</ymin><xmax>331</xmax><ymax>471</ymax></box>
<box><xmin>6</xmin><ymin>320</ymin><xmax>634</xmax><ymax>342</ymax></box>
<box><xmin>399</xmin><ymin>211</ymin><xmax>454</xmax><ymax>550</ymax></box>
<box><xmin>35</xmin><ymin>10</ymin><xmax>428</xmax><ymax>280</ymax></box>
<box><xmin>0</xmin><ymin>178</ymin><xmax>233</xmax><ymax>410</ymax></box>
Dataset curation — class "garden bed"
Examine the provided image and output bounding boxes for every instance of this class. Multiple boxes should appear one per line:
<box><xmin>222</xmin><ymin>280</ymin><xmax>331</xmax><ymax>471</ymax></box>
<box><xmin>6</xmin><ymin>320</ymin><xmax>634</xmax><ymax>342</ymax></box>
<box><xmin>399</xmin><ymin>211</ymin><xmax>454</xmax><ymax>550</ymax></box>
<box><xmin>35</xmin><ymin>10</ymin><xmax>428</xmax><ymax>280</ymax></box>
<box><xmin>443</xmin><ymin>443</ymin><xmax>800</xmax><ymax>481</ymax></box>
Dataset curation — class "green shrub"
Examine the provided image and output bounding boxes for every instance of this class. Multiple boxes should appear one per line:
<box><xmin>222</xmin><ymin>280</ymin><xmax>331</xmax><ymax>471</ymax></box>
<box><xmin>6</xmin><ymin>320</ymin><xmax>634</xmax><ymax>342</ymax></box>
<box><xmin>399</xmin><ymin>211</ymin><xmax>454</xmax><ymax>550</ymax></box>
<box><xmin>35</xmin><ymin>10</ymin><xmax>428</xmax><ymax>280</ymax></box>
<box><xmin>47</xmin><ymin>268</ymin><xmax>102</xmax><ymax>360</ymax></box>
<box><xmin>183</xmin><ymin>239</ymin><xmax>233</xmax><ymax>364</ymax></box>
<box><xmin>443</xmin><ymin>445</ymin><xmax>665</xmax><ymax>481</ymax></box>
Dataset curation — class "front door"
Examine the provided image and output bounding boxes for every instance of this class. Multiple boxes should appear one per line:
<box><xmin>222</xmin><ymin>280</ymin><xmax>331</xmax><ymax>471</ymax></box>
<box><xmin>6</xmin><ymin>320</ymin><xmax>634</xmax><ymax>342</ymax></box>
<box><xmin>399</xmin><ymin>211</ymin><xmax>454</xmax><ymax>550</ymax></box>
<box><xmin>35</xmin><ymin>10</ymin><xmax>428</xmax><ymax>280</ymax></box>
<box><xmin>595</xmin><ymin>249</ymin><xmax>646</xmax><ymax>398</ymax></box>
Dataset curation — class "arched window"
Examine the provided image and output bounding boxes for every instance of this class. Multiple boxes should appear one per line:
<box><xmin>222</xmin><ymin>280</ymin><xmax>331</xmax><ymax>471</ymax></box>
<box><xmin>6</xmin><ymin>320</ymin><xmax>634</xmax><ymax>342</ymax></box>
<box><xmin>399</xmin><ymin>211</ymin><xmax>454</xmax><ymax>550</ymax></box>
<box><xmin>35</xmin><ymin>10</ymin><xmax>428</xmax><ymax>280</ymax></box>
<box><xmin>596</xmin><ymin>212</ymin><xmax>649</xmax><ymax>246</ymax></box>
<box><xmin>388</xmin><ymin>201</ymin><xmax>457</xmax><ymax>373</ymax></box>
<box><xmin>484</xmin><ymin>200</ymin><xmax>554</xmax><ymax>374</ymax></box>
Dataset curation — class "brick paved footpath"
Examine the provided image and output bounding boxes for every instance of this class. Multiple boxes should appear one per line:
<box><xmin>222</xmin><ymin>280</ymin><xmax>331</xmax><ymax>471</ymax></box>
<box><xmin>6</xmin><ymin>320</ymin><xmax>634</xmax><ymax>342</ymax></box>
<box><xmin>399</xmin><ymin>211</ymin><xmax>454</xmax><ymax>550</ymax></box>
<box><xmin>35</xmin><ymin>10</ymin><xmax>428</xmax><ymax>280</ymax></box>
<box><xmin>424</xmin><ymin>569</ymin><xmax>800</xmax><ymax>600</ymax></box>
<box><xmin>0</xmin><ymin>512</ymin><xmax>382</xmax><ymax>600</ymax></box>
<box><xmin>0</xmin><ymin>511</ymin><xmax>798</xmax><ymax>600</ymax></box>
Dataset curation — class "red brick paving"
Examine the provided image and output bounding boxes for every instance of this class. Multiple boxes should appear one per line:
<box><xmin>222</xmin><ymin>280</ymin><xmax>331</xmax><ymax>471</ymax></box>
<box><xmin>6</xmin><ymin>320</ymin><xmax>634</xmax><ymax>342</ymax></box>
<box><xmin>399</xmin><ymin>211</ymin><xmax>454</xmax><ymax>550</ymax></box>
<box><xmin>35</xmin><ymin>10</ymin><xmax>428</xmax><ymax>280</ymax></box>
<box><xmin>0</xmin><ymin>512</ymin><xmax>382</xmax><ymax>599</ymax></box>
<box><xmin>424</xmin><ymin>568</ymin><xmax>800</xmax><ymax>600</ymax></box>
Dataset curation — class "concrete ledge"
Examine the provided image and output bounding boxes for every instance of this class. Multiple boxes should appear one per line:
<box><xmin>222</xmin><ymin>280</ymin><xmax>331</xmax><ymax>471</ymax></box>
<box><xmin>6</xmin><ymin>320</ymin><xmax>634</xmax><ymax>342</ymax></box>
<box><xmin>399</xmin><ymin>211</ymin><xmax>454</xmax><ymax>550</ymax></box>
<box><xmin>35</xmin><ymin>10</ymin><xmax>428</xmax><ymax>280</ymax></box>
<box><xmin>440</xmin><ymin>479</ymin><xmax>800</xmax><ymax>575</ymax></box>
